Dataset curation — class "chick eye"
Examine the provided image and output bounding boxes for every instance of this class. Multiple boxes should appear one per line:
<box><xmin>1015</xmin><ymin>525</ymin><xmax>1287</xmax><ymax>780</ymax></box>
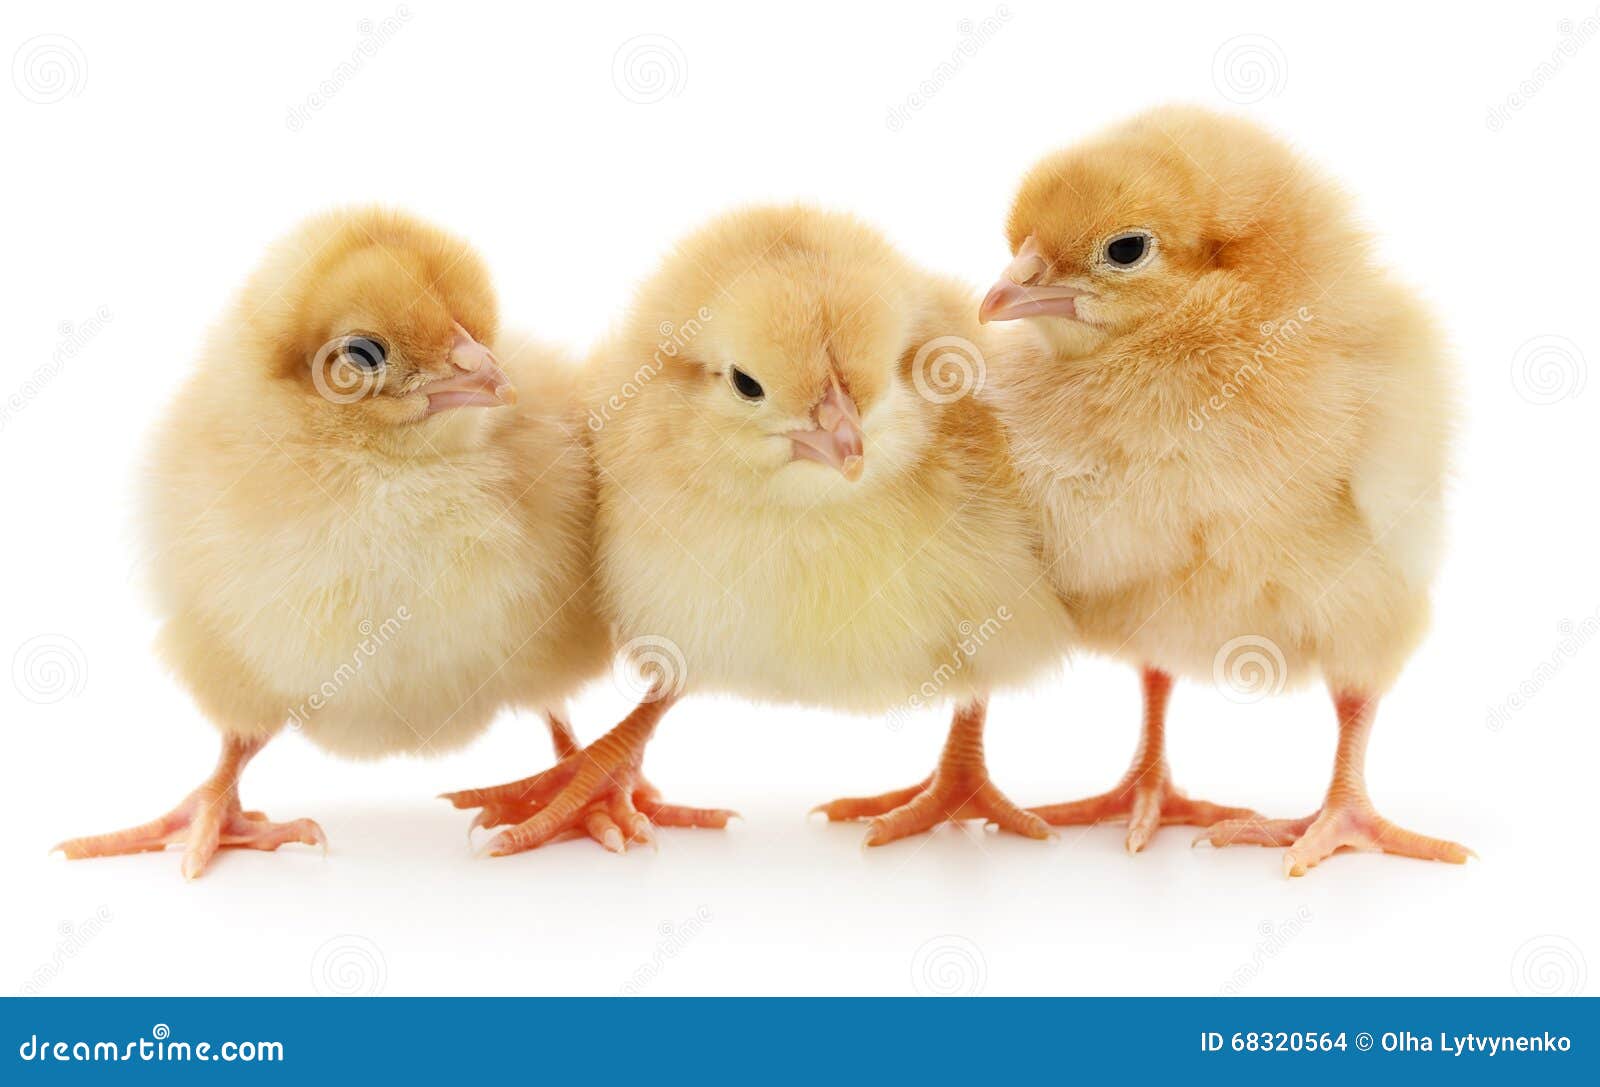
<box><xmin>341</xmin><ymin>334</ymin><xmax>388</xmax><ymax>371</ymax></box>
<box><xmin>729</xmin><ymin>367</ymin><xmax>765</xmax><ymax>402</ymax></box>
<box><xmin>1103</xmin><ymin>232</ymin><xmax>1153</xmax><ymax>269</ymax></box>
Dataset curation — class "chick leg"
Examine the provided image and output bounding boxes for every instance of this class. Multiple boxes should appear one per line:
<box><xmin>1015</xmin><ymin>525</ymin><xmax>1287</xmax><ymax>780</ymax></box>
<box><xmin>1027</xmin><ymin>667</ymin><xmax>1260</xmax><ymax>852</ymax></box>
<box><xmin>1197</xmin><ymin>690</ymin><xmax>1473</xmax><ymax>876</ymax></box>
<box><xmin>52</xmin><ymin>734</ymin><xmax>325</xmax><ymax>880</ymax></box>
<box><xmin>443</xmin><ymin>695</ymin><xmax>735</xmax><ymax>855</ymax></box>
<box><xmin>815</xmin><ymin>698</ymin><xmax>1052</xmax><ymax>846</ymax></box>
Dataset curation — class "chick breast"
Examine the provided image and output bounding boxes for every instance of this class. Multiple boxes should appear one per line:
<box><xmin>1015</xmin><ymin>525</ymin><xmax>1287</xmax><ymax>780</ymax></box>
<box><xmin>145</xmin><ymin>332</ymin><xmax>608</xmax><ymax>759</ymax></box>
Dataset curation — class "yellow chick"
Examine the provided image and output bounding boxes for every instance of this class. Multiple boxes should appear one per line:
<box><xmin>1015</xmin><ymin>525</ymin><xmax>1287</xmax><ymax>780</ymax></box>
<box><xmin>462</xmin><ymin>205</ymin><xmax>1073</xmax><ymax>856</ymax></box>
<box><xmin>978</xmin><ymin>106</ymin><xmax>1469</xmax><ymax>875</ymax></box>
<box><xmin>54</xmin><ymin>207</ymin><xmax>630</xmax><ymax>877</ymax></box>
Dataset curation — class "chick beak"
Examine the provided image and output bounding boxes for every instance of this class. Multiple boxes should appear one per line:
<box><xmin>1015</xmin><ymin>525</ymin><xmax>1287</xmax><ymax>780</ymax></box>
<box><xmin>978</xmin><ymin>235</ymin><xmax>1089</xmax><ymax>323</ymax></box>
<box><xmin>787</xmin><ymin>374</ymin><xmax>865</xmax><ymax>482</ymax></box>
<box><xmin>421</xmin><ymin>323</ymin><xmax>518</xmax><ymax>417</ymax></box>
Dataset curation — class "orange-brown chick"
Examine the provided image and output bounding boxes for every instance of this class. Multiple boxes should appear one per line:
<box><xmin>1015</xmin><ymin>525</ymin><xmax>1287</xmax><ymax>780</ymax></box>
<box><xmin>980</xmin><ymin>107</ymin><xmax>1468</xmax><ymax>874</ymax></box>
<box><xmin>54</xmin><ymin>207</ymin><xmax>620</xmax><ymax>877</ymax></box>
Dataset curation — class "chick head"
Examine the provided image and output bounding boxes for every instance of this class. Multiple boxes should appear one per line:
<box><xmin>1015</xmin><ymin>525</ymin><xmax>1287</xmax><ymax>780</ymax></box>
<box><xmin>615</xmin><ymin>206</ymin><xmax>946</xmax><ymax>505</ymax></box>
<box><xmin>980</xmin><ymin>106</ymin><xmax>1347</xmax><ymax>356</ymax></box>
<box><xmin>242</xmin><ymin>207</ymin><xmax>515</xmax><ymax>447</ymax></box>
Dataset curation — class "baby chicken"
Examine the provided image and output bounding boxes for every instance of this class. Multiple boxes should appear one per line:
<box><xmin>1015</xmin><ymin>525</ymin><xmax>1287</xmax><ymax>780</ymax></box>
<box><xmin>53</xmin><ymin>207</ymin><xmax>653</xmax><ymax>877</ymax></box>
<box><xmin>978</xmin><ymin>106</ymin><xmax>1468</xmax><ymax>875</ymax></box>
<box><xmin>455</xmin><ymin>205</ymin><xmax>1073</xmax><ymax>856</ymax></box>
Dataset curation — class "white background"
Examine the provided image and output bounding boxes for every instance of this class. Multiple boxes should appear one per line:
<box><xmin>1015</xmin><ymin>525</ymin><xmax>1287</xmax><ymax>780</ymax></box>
<box><xmin>2</xmin><ymin>0</ymin><xmax>1596</xmax><ymax>997</ymax></box>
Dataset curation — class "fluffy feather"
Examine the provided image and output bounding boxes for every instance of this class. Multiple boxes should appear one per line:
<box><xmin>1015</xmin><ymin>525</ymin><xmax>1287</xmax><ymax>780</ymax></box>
<box><xmin>573</xmin><ymin>205</ymin><xmax>1073</xmax><ymax>847</ymax></box>
<box><xmin>58</xmin><ymin>208</ymin><xmax>608</xmax><ymax>876</ymax></box>
<box><xmin>591</xmin><ymin>204</ymin><xmax>1070</xmax><ymax>710</ymax></box>
<box><xmin>980</xmin><ymin>106</ymin><xmax>1467</xmax><ymax>871</ymax></box>
<box><xmin>986</xmin><ymin>107</ymin><xmax>1452</xmax><ymax>693</ymax></box>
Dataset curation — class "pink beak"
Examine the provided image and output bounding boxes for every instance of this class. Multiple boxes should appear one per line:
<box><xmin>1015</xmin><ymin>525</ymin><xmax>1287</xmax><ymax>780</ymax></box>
<box><xmin>787</xmin><ymin>373</ymin><xmax>865</xmax><ymax>482</ymax></box>
<box><xmin>422</xmin><ymin>323</ymin><xmax>518</xmax><ymax>417</ymax></box>
<box><xmin>978</xmin><ymin>235</ymin><xmax>1090</xmax><ymax>323</ymax></box>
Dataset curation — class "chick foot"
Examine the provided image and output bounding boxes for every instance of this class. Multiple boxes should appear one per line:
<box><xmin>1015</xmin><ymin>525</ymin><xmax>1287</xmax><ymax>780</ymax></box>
<box><xmin>446</xmin><ymin>696</ymin><xmax>733</xmax><ymax>856</ymax></box>
<box><xmin>1028</xmin><ymin>666</ymin><xmax>1255</xmax><ymax>851</ymax></box>
<box><xmin>1195</xmin><ymin>691</ymin><xmax>1472</xmax><ymax>876</ymax></box>
<box><xmin>816</xmin><ymin>698</ymin><xmax>1051</xmax><ymax>846</ymax></box>
<box><xmin>1031</xmin><ymin>770</ymin><xmax>1259</xmax><ymax>853</ymax></box>
<box><xmin>52</xmin><ymin>735</ymin><xmax>324</xmax><ymax>879</ymax></box>
<box><xmin>443</xmin><ymin>772</ymin><xmax>734</xmax><ymax>850</ymax></box>
<box><xmin>1197</xmin><ymin>805</ymin><xmax>1472</xmax><ymax>876</ymax></box>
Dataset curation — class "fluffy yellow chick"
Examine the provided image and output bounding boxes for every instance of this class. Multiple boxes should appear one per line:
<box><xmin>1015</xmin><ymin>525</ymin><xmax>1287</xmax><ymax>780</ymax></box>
<box><xmin>54</xmin><ymin>207</ymin><xmax>628</xmax><ymax>877</ymax></box>
<box><xmin>455</xmin><ymin>205</ymin><xmax>1073</xmax><ymax>856</ymax></box>
<box><xmin>978</xmin><ymin>106</ymin><xmax>1468</xmax><ymax>875</ymax></box>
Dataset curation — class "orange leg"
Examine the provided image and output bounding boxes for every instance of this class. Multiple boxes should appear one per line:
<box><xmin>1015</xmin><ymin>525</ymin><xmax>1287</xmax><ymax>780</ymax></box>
<box><xmin>442</xmin><ymin>695</ymin><xmax>735</xmax><ymax>856</ymax></box>
<box><xmin>1198</xmin><ymin>690</ymin><xmax>1473</xmax><ymax>876</ymax></box>
<box><xmin>815</xmin><ymin>698</ymin><xmax>1051</xmax><ymax>846</ymax></box>
<box><xmin>53</xmin><ymin>734</ymin><xmax>325</xmax><ymax>880</ymax></box>
<box><xmin>1029</xmin><ymin>667</ymin><xmax>1259</xmax><ymax>852</ymax></box>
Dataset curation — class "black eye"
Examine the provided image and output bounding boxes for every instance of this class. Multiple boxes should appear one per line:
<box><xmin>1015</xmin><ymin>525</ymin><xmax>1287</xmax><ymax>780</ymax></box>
<box><xmin>342</xmin><ymin>335</ymin><xmax>387</xmax><ymax>371</ymax></box>
<box><xmin>1104</xmin><ymin>233</ymin><xmax>1151</xmax><ymax>268</ymax></box>
<box><xmin>730</xmin><ymin>367</ymin><xmax>764</xmax><ymax>401</ymax></box>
